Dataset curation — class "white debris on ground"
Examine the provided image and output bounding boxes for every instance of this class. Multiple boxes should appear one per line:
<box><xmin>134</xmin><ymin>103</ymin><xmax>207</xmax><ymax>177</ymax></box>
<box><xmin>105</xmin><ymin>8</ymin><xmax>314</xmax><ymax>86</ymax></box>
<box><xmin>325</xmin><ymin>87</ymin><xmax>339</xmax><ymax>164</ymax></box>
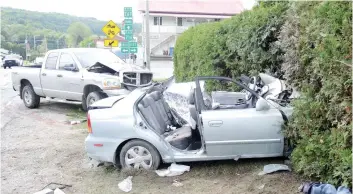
<box><xmin>172</xmin><ymin>180</ymin><xmax>184</xmax><ymax>187</ymax></box>
<box><xmin>258</xmin><ymin>164</ymin><xmax>291</xmax><ymax>176</ymax></box>
<box><xmin>70</xmin><ymin>119</ymin><xmax>86</xmax><ymax>125</ymax></box>
<box><xmin>155</xmin><ymin>163</ymin><xmax>190</xmax><ymax>177</ymax></box>
<box><xmin>54</xmin><ymin>188</ymin><xmax>66</xmax><ymax>194</ymax></box>
<box><xmin>118</xmin><ymin>176</ymin><xmax>133</xmax><ymax>193</ymax></box>
<box><xmin>33</xmin><ymin>188</ymin><xmax>54</xmax><ymax>194</ymax></box>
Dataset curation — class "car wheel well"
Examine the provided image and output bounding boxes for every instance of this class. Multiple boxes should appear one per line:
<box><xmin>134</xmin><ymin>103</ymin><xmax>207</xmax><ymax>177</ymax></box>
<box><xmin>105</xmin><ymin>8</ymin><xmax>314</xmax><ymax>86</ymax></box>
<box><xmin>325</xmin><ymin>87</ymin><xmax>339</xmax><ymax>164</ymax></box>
<box><xmin>83</xmin><ymin>85</ymin><xmax>102</xmax><ymax>98</ymax></box>
<box><xmin>20</xmin><ymin>79</ymin><xmax>32</xmax><ymax>99</ymax></box>
<box><xmin>114</xmin><ymin>138</ymin><xmax>162</xmax><ymax>166</ymax></box>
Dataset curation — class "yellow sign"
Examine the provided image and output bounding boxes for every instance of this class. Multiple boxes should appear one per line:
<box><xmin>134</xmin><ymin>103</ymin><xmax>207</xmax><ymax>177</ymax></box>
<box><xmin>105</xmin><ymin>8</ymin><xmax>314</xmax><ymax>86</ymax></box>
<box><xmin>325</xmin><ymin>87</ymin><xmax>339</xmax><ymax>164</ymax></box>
<box><xmin>102</xmin><ymin>20</ymin><xmax>120</xmax><ymax>38</ymax></box>
<box><xmin>104</xmin><ymin>39</ymin><xmax>119</xmax><ymax>47</ymax></box>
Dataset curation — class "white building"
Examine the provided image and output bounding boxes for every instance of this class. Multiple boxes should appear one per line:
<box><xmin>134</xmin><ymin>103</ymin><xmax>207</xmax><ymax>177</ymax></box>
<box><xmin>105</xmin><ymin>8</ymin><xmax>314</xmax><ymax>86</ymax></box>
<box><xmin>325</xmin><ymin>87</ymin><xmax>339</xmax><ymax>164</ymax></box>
<box><xmin>138</xmin><ymin>0</ymin><xmax>245</xmax><ymax>58</ymax></box>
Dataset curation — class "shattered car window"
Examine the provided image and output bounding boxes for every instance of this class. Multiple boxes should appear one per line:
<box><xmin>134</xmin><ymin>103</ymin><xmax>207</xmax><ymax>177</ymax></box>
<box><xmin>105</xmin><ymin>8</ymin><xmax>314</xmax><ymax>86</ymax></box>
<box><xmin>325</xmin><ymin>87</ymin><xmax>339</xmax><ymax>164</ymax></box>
<box><xmin>74</xmin><ymin>49</ymin><xmax>124</xmax><ymax>68</ymax></box>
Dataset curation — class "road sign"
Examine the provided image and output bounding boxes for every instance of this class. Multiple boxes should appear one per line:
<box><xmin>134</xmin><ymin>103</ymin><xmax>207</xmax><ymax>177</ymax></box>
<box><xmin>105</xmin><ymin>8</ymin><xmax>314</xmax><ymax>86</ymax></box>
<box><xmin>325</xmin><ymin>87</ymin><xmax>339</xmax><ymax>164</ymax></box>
<box><xmin>124</xmin><ymin>19</ymin><xmax>133</xmax><ymax>25</ymax></box>
<box><xmin>124</xmin><ymin>7</ymin><xmax>133</xmax><ymax>18</ymax></box>
<box><xmin>104</xmin><ymin>39</ymin><xmax>119</xmax><ymax>47</ymax></box>
<box><xmin>121</xmin><ymin>48</ymin><xmax>129</xmax><ymax>53</ymax></box>
<box><xmin>129</xmin><ymin>42</ymin><xmax>137</xmax><ymax>47</ymax></box>
<box><xmin>124</xmin><ymin>30</ymin><xmax>133</xmax><ymax>35</ymax></box>
<box><xmin>102</xmin><ymin>20</ymin><xmax>120</xmax><ymax>39</ymax></box>
<box><xmin>125</xmin><ymin>34</ymin><xmax>133</xmax><ymax>41</ymax></box>
<box><xmin>124</xmin><ymin>24</ymin><xmax>133</xmax><ymax>30</ymax></box>
<box><xmin>129</xmin><ymin>47</ymin><xmax>138</xmax><ymax>53</ymax></box>
<box><xmin>121</xmin><ymin>42</ymin><xmax>129</xmax><ymax>47</ymax></box>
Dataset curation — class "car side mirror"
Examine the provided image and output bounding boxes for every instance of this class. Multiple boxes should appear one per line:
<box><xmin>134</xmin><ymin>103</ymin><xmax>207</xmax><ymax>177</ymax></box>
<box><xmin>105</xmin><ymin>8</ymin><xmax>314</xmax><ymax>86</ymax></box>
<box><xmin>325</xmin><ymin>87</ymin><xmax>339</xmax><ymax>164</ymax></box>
<box><xmin>256</xmin><ymin>98</ymin><xmax>270</xmax><ymax>111</ymax></box>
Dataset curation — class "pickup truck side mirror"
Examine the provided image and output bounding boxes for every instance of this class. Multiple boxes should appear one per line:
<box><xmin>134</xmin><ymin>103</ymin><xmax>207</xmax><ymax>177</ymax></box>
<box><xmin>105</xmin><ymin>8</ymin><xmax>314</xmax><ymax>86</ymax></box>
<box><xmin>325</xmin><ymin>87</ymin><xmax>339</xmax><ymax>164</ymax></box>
<box><xmin>63</xmin><ymin>64</ymin><xmax>78</xmax><ymax>72</ymax></box>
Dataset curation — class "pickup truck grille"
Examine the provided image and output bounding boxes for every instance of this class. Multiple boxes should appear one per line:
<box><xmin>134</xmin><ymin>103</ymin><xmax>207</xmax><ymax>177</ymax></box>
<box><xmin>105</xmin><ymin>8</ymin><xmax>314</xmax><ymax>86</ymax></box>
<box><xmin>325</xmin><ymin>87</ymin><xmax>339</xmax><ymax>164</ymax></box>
<box><xmin>123</xmin><ymin>72</ymin><xmax>153</xmax><ymax>87</ymax></box>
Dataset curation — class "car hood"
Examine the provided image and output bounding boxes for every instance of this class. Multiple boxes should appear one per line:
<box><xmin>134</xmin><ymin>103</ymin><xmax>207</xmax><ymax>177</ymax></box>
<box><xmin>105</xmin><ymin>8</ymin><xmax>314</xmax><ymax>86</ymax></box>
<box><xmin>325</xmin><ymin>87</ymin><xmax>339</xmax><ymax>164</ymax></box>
<box><xmin>90</xmin><ymin>62</ymin><xmax>151</xmax><ymax>73</ymax></box>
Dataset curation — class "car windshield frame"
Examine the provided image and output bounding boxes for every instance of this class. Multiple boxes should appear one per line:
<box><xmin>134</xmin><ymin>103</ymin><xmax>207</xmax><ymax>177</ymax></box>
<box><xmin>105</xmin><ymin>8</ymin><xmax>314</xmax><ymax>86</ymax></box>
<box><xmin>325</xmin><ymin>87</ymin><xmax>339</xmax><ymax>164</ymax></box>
<box><xmin>73</xmin><ymin>49</ymin><xmax>125</xmax><ymax>68</ymax></box>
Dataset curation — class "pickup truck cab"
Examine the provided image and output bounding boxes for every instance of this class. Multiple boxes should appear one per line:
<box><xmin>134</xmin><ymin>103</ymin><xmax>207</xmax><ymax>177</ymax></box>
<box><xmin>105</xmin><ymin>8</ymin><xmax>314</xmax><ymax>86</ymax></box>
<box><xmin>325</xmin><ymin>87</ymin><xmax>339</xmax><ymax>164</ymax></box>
<box><xmin>12</xmin><ymin>48</ymin><xmax>153</xmax><ymax>110</ymax></box>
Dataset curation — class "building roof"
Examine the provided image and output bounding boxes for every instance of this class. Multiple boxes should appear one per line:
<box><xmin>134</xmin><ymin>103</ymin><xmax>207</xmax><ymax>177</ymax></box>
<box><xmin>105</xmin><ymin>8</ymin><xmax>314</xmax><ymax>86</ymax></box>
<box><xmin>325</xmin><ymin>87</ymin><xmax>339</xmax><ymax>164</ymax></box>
<box><xmin>138</xmin><ymin>0</ymin><xmax>244</xmax><ymax>16</ymax></box>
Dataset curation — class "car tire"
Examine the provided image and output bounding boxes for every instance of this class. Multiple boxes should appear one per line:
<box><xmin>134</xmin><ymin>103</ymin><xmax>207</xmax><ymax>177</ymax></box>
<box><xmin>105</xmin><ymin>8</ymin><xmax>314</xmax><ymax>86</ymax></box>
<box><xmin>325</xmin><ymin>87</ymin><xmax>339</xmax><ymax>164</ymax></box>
<box><xmin>120</xmin><ymin>140</ymin><xmax>161</xmax><ymax>170</ymax></box>
<box><xmin>85</xmin><ymin>91</ymin><xmax>107</xmax><ymax>110</ymax></box>
<box><xmin>81</xmin><ymin>95</ymin><xmax>88</xmax><ymax>112</ymax></box>
<box><xmin>22</xmin><ymin>85</ymin><xmax>40</xmax><ymax>108</ymax></box>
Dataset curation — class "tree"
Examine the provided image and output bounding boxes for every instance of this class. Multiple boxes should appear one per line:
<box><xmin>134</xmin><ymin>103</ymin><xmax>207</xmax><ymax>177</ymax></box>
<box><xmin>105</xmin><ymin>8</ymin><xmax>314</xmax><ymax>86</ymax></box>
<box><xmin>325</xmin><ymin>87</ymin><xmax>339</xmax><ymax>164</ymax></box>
<box><xmin>67</xmin><ymin>22</ymin><xmax>92</xmax><ymax>47</ymax></box>
<box><xmin>79</xmin><ymin>36</ymin><xmax>96</xmax><ymax>48</ymax></box>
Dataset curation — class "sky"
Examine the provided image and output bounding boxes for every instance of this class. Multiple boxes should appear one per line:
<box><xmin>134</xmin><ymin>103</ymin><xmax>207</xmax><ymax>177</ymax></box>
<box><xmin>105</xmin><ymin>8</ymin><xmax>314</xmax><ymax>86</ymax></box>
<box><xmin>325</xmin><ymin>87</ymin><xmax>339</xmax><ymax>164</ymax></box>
<box><xmin>1</xmin><ymin>0</ymin><xmax>256</xmax><ymax>23</ymax></box>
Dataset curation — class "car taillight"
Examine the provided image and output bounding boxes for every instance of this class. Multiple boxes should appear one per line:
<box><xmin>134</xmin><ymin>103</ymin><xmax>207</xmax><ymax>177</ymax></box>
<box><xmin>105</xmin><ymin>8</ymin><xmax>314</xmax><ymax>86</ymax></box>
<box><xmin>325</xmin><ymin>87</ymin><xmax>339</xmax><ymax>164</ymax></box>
<box><xmin>87</xmin><ymin>112</ymin><xmax>92</xmax><ymax>134</ymax></box>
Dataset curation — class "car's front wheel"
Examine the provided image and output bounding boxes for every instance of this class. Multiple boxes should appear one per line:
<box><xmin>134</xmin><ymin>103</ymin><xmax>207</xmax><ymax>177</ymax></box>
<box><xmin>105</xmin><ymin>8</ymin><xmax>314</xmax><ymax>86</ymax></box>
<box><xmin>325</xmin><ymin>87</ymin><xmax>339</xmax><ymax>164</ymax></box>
<box><xmin>85</xmin><ymin>91</ymin><xmax>107</xmax><ymax>110</ymax></box>
<box><xmin>120</xmin><ymin>140</ymin><xmax>161</xmax><ymax>170</ymax></box>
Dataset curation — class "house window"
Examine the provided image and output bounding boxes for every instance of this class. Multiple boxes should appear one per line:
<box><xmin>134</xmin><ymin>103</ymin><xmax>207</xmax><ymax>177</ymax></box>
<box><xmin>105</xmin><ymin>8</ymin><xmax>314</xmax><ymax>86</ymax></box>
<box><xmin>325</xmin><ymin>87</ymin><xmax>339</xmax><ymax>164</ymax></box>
<box><xmin>177</xmin><ymin>17</ymin><xmax>183</xmax><ymax>26</ymax></box>
<box><xmin>153</xmin><ymin>17</ymin><xmax>163</xmax><ymax>25</ymax></box>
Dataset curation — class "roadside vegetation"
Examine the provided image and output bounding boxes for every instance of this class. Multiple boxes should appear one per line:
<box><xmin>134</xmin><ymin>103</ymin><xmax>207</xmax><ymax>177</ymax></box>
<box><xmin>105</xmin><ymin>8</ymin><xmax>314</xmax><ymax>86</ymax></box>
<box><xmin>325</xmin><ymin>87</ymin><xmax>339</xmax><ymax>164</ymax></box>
<box><xmin>174</xmin><ymin>1</ymin><xmax>352</xmax><ymax>187</ymax></box>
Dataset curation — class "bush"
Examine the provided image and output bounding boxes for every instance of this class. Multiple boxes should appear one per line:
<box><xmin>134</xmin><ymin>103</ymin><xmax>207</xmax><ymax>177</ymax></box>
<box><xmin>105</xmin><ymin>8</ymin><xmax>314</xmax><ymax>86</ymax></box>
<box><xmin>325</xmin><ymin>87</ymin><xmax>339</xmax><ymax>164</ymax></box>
<box><xmin>281</xmin><ymin>2</ymin><xmax>352</xmax><ymax>187</ymax></box>
<box><xmin>174</xmin><ymin>1</ymin><xmax>352</xmax><ymax>187</ymax></box>
<box><xmin>174</xmin><ymin>2</ymin><xmax>288</xmax><ymax>82</ymax></box>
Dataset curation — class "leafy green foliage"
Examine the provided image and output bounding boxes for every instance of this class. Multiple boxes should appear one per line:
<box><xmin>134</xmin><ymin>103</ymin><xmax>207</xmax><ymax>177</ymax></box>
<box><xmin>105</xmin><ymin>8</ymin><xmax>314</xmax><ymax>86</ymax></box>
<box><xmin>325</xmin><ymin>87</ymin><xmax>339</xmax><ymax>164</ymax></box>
<box><xmin>174</xmin><ymin>2</ymin><xmax>288</xmax><ymax>83</ymax></box>
<box><xmin>282</xmin><ymin>2</ymin><xmax>352</xmax><ymax>187</ymax></box>
<box><xmin>66</xmin><ymin>22</ymin><xmax>92</xmax><ymax>47</ymax></box>
<box><xmin>174</xmin><ymin>1</ymin><xmax>352</xmax><ymax>186</ymax></box>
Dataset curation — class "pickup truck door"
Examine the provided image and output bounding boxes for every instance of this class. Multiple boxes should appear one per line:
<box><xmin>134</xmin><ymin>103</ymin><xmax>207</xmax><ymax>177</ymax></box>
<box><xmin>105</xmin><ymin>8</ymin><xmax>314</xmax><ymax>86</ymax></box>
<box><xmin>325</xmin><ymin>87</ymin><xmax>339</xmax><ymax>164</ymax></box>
<box><xmin>56</xmin><ymin>52</ymin><xmax>83</xmax><ymax>101</ymax></box>
<box><xmin>41</xmin><ymin>52</ymin><xmax>61</xmax><ymax>98</ymax></box>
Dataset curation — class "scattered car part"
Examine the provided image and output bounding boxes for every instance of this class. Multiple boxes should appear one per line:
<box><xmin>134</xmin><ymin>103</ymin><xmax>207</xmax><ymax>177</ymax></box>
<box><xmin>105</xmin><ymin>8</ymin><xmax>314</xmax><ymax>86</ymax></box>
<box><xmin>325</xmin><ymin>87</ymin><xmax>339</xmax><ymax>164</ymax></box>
<box><xmin>258</xmin><ymin>164</ymin><xmax>291</xmax><ymax>175</ymax></box>
<box><xmin>118</xmin><ymin>176</ymin><xmax>133</xmax><ymax>193</ymax></box>
<box><xmin>155</xmin><ymin>163</ymin><xmax>190</xmax><ymax>177</ymax></box>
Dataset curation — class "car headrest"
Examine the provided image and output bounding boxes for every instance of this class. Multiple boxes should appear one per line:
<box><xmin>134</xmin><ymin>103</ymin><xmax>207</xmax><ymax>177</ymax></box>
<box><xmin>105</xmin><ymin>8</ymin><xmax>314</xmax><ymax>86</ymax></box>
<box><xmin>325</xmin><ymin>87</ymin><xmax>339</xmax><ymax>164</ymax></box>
<box><xmin>188</xmin><ymin>89</ymin><xmax>195</xmax><ymax>105</ymax></box>
<box><xmin>139</xmin><ymin>97</ymin><xmax>150</xmax><ymax>108</ymax></box>
<box><xmin>149</xmin><ymin>91</ymin><xmax>162</xmax><ymax>101</ymax></box>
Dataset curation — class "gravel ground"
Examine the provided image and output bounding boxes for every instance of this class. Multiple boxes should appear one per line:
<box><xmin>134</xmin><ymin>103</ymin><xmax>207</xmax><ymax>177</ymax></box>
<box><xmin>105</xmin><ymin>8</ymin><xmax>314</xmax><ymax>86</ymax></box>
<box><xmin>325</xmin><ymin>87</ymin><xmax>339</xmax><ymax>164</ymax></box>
<box><xmin>1</xmin><ymin>69</ymin><xmax>304</xmax><ymax>194</ymax></box>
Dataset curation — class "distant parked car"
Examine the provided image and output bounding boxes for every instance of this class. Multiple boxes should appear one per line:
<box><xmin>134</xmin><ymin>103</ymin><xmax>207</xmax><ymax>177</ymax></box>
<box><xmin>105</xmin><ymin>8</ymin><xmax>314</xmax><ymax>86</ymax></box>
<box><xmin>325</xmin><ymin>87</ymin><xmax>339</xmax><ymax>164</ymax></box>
<box><xmin>3</xmin><ymin>55</ymin><xmax>20</xmax><ymax>69</ymax></box>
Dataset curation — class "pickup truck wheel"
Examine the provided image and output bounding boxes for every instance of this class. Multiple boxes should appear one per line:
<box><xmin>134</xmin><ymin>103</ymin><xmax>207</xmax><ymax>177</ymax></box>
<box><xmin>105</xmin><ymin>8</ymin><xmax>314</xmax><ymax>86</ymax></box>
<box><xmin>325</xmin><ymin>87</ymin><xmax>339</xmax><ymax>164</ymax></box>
<box><xmin>120</xmin><ymin>140</ymin><xmax>161</xmax><ymax>170</ymax></box>
<box><xmin>86</xmin><ymin>91</ymin><xmax>106</xmax><ymax>109</ymax></box>
<box><xmin>22</xmin><ymin>85</ymin><xmax>40</xmax><ymax>108</ymax></box>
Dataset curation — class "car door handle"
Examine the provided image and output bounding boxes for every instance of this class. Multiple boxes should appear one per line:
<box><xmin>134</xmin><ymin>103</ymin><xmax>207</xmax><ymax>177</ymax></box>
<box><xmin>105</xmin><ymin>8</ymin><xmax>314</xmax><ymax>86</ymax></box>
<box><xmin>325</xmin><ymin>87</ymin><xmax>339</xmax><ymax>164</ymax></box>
<box><xmin>57</xmin><ymin>74</ymin><xmax>63</xmax><ymax>77</ymax></box>
<box><xmin>208</xmin><ymin>120</ymin><xmax>223</xmax><ymax>127</ymax></box>
<box><xmin>13</xmin><ymin>72</ymin><xmax>18</xmax><ymax>75</ymax></box>
<box><xmin>42</xmin><ymin>73</ymin><xmax>46</xmax><ymax>76</ymax></box>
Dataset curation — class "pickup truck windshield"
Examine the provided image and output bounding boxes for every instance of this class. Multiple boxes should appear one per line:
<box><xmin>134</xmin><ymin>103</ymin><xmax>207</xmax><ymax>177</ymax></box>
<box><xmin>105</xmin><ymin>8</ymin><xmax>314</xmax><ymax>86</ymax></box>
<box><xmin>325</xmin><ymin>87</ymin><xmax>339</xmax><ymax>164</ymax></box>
<box><xmin>74</xmin><ymin>49</ymin><xmax>124</xmax><ymax>68</ymax></box>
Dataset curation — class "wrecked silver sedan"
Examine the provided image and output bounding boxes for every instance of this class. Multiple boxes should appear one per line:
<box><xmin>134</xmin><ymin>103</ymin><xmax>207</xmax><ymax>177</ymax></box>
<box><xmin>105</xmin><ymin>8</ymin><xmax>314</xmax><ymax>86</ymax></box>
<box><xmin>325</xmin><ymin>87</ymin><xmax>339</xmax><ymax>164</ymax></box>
<box><xmin>85</xmin><ymin>74</ymin><xmax>296</xmax><ymax>170</ymax></box>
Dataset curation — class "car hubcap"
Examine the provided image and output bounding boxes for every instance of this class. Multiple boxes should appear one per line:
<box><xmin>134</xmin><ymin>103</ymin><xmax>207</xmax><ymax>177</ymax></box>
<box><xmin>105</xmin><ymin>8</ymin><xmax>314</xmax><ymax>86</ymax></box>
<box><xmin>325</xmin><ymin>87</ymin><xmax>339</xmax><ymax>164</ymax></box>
<box><xmin>125</xmin><ymin>146</ymin><xmax>152</xmax><ymax>169</ymax></box>
<box><xmin>24</xmin><ymin>90</ymin><xmax>32</xmax><ymax>104</ymax></box>
<box><xmin>88</xmin><ymin>98</ymin><xmax>96</xmax><ymax>105</ymax></box>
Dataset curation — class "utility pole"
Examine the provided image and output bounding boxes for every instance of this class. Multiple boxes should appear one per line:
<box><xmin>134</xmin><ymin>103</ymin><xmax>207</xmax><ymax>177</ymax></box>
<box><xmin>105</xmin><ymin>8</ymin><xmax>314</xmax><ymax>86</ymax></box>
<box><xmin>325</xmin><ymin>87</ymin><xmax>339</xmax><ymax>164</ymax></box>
<box><xmin>145</xmin><ymin>0</ymin><xmax>151</xmax><ymax>70</ymax></box>
<box><xmin>25</xmin><ymin>34</ymin><xmax>28</xmax><ymax>60</ymax></box>
<box><xmin>33</xmin><ymin>35</ymin><xmax>36</xmax><ymax>49</ymax></box>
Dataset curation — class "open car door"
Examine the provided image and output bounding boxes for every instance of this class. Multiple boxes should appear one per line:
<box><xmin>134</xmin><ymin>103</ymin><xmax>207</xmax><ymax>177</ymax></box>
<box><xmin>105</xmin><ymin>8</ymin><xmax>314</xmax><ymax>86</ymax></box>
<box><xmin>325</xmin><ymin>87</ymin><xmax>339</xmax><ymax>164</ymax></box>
<box><xmin>194</xmin><ymin>76</ymin><xmax>286</xmax><ymax>158</ymax></box>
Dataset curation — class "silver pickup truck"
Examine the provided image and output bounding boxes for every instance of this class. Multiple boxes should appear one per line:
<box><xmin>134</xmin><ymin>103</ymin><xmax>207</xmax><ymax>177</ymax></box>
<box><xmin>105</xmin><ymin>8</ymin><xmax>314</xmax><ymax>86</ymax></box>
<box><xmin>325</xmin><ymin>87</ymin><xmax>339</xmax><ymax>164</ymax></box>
<box><xmin>11</xmin><ymin>48</ymin><xmax>153</xmax><ymax>110</ymax></box>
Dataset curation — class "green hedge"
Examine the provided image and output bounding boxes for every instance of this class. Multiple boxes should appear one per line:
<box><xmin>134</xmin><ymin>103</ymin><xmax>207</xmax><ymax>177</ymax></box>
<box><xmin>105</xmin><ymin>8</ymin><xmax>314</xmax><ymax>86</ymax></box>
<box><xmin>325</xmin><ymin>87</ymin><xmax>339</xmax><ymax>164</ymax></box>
<box><xmin>174</xmin><ymin>2</ymin><xmax>288</xmax><ymax>82</ymax></box>
<box><xmin>174</xmin><ymin>1</ymin><xmax>352</xmax><ymax>187</ymax></box>
<box><xmin>282</xmin><ymin>2</ymin><xmax>352</xmax><ymax>187</ymax></box>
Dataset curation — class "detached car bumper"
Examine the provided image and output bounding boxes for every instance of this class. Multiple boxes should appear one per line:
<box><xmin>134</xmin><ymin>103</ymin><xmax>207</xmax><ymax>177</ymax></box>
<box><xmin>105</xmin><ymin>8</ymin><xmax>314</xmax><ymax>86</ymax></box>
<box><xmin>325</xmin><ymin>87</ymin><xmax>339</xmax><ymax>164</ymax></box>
<box><xmin>85</xmin><ymin>134</ymin><xmax>125</xmax><ymax>163</ymax></box>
